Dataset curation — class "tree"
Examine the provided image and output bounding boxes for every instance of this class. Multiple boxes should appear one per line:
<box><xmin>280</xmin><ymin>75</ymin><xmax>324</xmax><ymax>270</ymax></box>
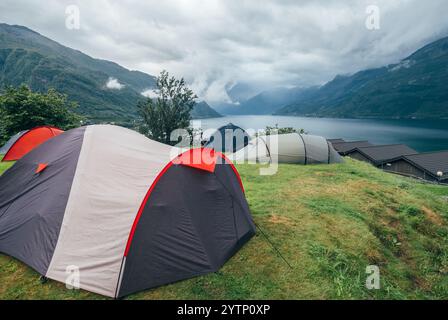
<box><xmin>261</xmin><ymin>124</ymin><xmax>307</xmax><ymax>136</ymax></box>
<box><xmin>0</xmin><ymin>85</ymin><xmax>83</xmax><ymax>141</ymax></box>
<box><xmin>137</xmin><ymin>71</ymin><xmax>197</xmax><ymax>145</ymax></box>
<box><xmin>0</xmin><ymin>107</ymin><xmax>8</xmax><ymax>146</ymax></box>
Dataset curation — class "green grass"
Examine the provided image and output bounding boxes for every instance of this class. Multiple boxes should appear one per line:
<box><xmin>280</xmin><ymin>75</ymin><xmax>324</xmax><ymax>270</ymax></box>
<box><xmin>0</xmin><ymin>158</ymin><xmax>447</xmax><ymax>299</ymax></box>
<box><xmin>0</xmin><ymin>156</ymin><xmax>11</xmax><ymax>174</ymax></box>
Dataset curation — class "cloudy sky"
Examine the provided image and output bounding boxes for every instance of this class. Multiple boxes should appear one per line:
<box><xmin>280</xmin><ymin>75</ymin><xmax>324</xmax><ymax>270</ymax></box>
<box><xmin>1</xmin><ymin>0</ymin><xmax>447</xmax><ymax>105</ymax></box>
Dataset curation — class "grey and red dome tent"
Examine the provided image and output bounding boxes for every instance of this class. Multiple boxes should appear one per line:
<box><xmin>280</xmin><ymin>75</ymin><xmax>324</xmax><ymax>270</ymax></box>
<box><xmin>0</xmin><ymin>130</ymin><xmax>27</xmax><ymax>155</ymax></box>
<box><xmin>205</xmin><ymin>123</ymin><xmax>250</xmax><ymax>153</ymax></box>
<box><xmin>1</xmin><ymin>126</ymin><xmax>64</xmax><ymax>161</ymax></box>
<box><xmin>0</xmin><ymin>125</ymin><xmax>255</xmax><ymax>298</ymax></box>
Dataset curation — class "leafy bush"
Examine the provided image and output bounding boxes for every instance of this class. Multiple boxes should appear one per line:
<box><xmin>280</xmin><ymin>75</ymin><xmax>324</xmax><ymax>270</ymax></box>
<box><xmin>259</xmin><ymin>124</ymin><xmax>307</xmax><ymax>136</ymax></box>
<box><xmin>136</xmin><ymin>71</ymin><xmax>196</xmax><ymax>145</ymax></box>
<box><xmin>0</xmin><ymin>85</ymin><xmax>83</xmax><ymax>140</ymax></box>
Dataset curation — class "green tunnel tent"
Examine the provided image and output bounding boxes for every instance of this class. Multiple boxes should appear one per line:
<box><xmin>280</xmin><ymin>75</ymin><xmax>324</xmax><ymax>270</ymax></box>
<box><xmin>233</xmin><ymin>133</ymin><xmax>343</xmax><ymax>164</ymax></box>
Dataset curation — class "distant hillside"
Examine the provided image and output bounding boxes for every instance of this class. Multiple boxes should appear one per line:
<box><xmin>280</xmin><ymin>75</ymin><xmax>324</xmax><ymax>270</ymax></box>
<box><xmin>276</xmin><ymin>36</ymin><xmax>448</xmax><ymax>119</ymax></box>
<box><xmin>0</xmin><ymin>23</ymin><xmax>219</xmax><ymax>122</ymax></box>
<box><xmin>191</xmin><ymin>101</ymin><xmax>222</xmax><ymax>119</ymax></box>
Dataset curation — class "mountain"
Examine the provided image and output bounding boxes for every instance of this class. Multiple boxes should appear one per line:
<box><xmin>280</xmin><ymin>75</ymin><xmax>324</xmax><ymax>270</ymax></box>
<box><xmin>0</xmin><ymin>23</ymin><xmax>219</xmax><ymax>122</ymax></box>
<box><xmin>210</xmin><ymin>82</ymin><xmax>269</xmax><ymax>114</ymax></box>
<box><xmin>191</xmin><ymin>101</ymin><xmax>222</xmax><ymax>119</ymax></box>
<box><xmin>209</xmin><ymin>102</ymin><xmax>242</xmax><ymax>115</ymax></box>
<box><xmin>276</xmin><ymin>36</ymin><xmax>448</xmax><ymax>119</ymax></box>
<box><xmin>231</xmin><ymin>86</ymin><xmax>318</xmax><ymax>115</ymax></box>
<box><xmin>226</xmin><ymin>82</ymin><xmax>261</xmax><ymax>103</ymax></box>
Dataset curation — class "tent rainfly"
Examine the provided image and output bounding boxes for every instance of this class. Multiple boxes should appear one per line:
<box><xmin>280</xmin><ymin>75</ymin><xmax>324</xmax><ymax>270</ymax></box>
<box><xmin>233</xmin><ymin>133</ymin><xmax>343</xmax><ymax>164</ymax></box>
<box><xmin>0</xmin><ymin>130</ymin><xmax>28</xmax><ymax>155</ymax></box>
<box><xmin>205</xmin><ymin>123</ymin><xmax>250</xmax><ymax>153</ymax></box>
<box><xmin>1</xmin><ymin>126</ymin><xmax>64</xmax><ymax>161</ymax></box>
<box><xmin>0</xmin><ymin>125</ymin><xmax>255</xmax><ymax>298</ymax></box>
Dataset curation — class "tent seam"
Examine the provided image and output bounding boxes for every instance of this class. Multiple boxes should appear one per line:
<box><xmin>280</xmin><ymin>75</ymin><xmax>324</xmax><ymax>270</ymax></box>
<box><xmin>297</xmin><ymin>133</ymin><xmax>307</xmax><ymax>165</ymax></box>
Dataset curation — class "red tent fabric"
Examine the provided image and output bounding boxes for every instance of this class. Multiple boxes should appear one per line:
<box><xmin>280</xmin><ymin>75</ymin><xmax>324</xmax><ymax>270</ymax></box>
<box><xmin>173</xmin><ymin>148</ymin><xmax>218</xmax><ymax>172</ymax></box>
<box><xmin>2</xmin><ymin>126</ymin><xmax>64</xmax><ymax>162</ymax></box>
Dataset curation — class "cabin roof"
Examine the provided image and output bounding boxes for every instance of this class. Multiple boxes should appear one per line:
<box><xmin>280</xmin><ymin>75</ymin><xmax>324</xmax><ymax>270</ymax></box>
<box><xmin>327</xmin><ymin>138</ymin><xmax>346</xmax><ymax>144</ymax></box>
<box><xmin>398</xmin><ymin>151</ymin><xmax>448</xmax><ymax>178</ymax></box>
<box><xmin>351</xmin><ymin>144</ymin><xmax>417</xmax><ymax>164</ymax></box>
<box><xmin>331</xmin><ymin>141</ymin><xmax>373</xmax><ymax>154</ymax></box>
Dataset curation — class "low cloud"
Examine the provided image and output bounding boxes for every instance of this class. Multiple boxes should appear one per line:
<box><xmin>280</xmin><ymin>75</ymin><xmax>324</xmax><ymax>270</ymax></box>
<box><xmin>105</xmin><ymin>77</ymin><xmax>125</xmax><ymax>90</ymax></box>
<box><xmin>1</xmin><ymin>0</ymin><xmax>448</xmax><ymax>104</ymax></box>
<box><xmin>141</xmin><ymin>89</ymin><xmax>158</xmax><ymax>99</ymax></box>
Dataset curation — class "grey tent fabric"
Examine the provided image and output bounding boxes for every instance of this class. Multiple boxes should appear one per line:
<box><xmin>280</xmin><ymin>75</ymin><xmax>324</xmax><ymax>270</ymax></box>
<box><xmin>0</xmin><ymin>130</ymin><xmax>28</xmax><ymax>155</ymax></box>
<box><xmin>302</xmin><ymin>134</ymin><xmax>332</xmax><ymax>164</ymax></box>
<box><xmin>205</xmin><ymin>123</ymin><xmax>250</xmax><ymax>153</ymax></box>
<box><xmin>0</xmin><ymin>127</ymin><xmax>86</xmax><ymax>275</ymax></box>
<box><xmin>233</xmin><ymin>133</ymin><xmax>343</xmax><ymax>164</ymax></box>
<box><xmin>329</xmin><ymin>144</ymin><xmax>343</xmax><ymax>164</ymax></box>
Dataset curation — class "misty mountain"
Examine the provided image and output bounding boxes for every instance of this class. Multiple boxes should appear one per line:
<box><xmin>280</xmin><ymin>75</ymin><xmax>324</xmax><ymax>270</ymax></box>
<box><xmin>225</xmin><ymin>82</ymin><xmax>262</xmax><ymax>104</ymax></box>
<box><xmin>0</xmin><ymin>23</ymin><xmax>219</xmax><ymax>122</ymax></box>
<box><xmin>191</xmin><ymin>101</ymin><xmax>222</xmax><ymax>119</ymax></box>
<box><xmin>276</xmin><ymin>35</ymin><xmax>448</xmax><ymax>119</ymax></box>
<box><xmin>230</xmin><ymin>86</ymin><xmax>319</xmax><ymax>115</ymax></box>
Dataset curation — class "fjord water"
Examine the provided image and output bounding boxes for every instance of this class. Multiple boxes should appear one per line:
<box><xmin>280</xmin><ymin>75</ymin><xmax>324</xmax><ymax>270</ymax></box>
<box><xmin>197</xmin><ymin>115</ymin><xmax>448</xmax><ymax>152</ymax></box>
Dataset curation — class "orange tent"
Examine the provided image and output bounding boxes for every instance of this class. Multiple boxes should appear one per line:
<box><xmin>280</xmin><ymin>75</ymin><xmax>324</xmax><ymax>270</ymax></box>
<box><xmin>2</xmin><ymin>126</ymin><xmax>64</xmax><ymax>162</ymax></box>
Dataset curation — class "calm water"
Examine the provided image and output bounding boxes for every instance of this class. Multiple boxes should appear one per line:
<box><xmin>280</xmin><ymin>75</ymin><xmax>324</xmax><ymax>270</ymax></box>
<box><xmin>195</xmin><ymin>115</ymin><xmax>448</xmax><ymax>152</ymax></box>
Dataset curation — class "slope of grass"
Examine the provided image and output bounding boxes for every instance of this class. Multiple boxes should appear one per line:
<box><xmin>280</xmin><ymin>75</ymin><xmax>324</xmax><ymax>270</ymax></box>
<box><xmin>0</xmin><ymin>157</ymin><xmax>11</xmax><ymax>174</ymax></box>
<box><xmin>0</xmin><ymin>158</ymin><xmax>447</xmax><ymax>300</ymax></box>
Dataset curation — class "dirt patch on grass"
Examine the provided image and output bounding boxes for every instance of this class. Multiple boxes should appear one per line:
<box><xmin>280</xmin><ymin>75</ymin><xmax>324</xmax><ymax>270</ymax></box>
<box><xmin>314</xmin><ymin>172</ymin><xmax>336</xmax><ymax>177</ymax></box>
<box><xmin>413</xmin><ymin>276</ymin><xmax>432</xmax><ymax>292</ymax></box>
<box><xmin>365</xmin><ymin>248</ymin><xmax>386</xmax><ymax>265</ymax></box>
<box><xmin>287</xmin><ymin>176</ymin><xmax>385</xmax><ymax>202</ymax></box>
<box><xmin>268</xmin><ymin>215</ymin><xmax>295</xmax><ymax>226</ymax></box>
<box><xmin>421</xmin><ymin>206</ymin><xmax>444</xmax><ymax>226</ymax></box>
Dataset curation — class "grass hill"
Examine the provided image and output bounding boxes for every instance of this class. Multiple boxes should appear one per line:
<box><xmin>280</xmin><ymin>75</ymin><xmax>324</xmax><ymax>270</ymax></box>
<box><xmin>0</xmin><ymin>23</ymin><xmax>220</xmax><ymax>122</ymax></box>
<box><xmin>0</xmin><ymin>158</ymin><xmax>447</xmax><ymax>299</ymax></box>
<box><xmin>275</xmin><ymin>36</ymin><xmax>448</xmax><ymax>119</ymax></box>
